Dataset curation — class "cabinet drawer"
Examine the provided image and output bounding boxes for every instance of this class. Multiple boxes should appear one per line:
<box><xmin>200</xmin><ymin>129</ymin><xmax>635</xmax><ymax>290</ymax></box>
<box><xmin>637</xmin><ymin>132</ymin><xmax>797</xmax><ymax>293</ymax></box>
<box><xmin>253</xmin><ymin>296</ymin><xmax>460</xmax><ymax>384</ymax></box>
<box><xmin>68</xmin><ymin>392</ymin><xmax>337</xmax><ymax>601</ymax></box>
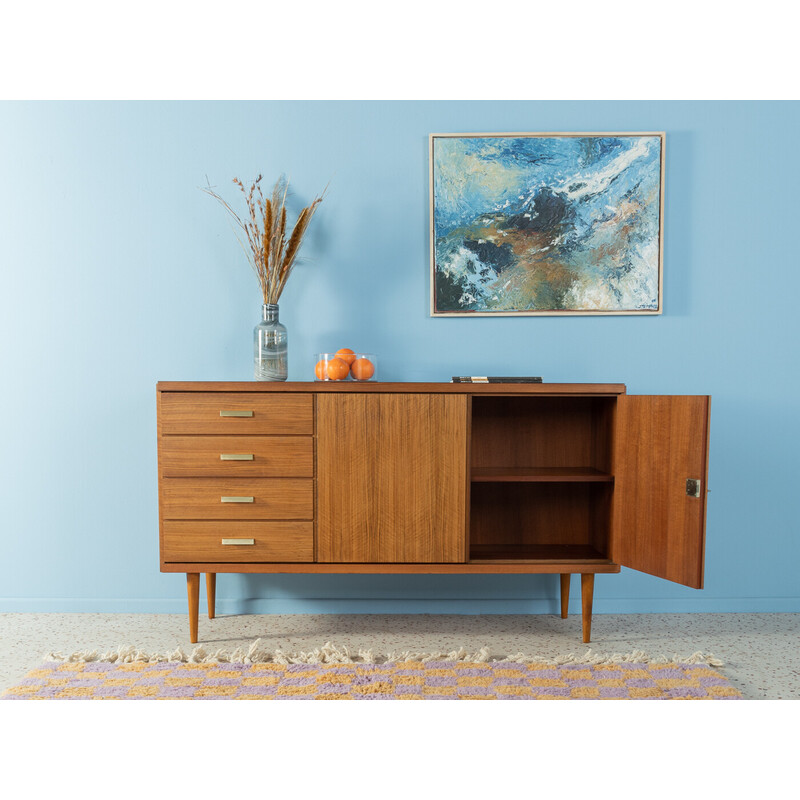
<box><xmin>160</xmin><ymin>392</ymin><xmax>313</xmax><ymax>435</ymax></box>
<box><xmin>161</xmin><ymin>478</ymin><xmax>313</xmax><ymax>520</ymax></box>
<box><xmin>162</xmin><ymin>521</ymin><xmax>314</xmax><ymax>562</ymax></box>
<box><xmin>160</xmin><ymin>436</ymin><xmax>314</xmax><ymax>477</ymax></box>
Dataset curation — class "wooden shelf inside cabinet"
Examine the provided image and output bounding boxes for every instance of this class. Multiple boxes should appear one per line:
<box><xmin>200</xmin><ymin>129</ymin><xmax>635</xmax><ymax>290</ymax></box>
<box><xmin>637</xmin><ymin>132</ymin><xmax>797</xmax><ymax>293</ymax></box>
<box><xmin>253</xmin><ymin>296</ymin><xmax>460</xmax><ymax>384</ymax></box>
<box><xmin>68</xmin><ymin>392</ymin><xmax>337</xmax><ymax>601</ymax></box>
<box><xmin>470</xmin><ymin>467</ymin><xmax>614</xmax><ymax>483</ymax></box>
<box><xmin>469</xmin><ymin>544</ymin><xmax>610</xmax><ymax>563</ymax></box>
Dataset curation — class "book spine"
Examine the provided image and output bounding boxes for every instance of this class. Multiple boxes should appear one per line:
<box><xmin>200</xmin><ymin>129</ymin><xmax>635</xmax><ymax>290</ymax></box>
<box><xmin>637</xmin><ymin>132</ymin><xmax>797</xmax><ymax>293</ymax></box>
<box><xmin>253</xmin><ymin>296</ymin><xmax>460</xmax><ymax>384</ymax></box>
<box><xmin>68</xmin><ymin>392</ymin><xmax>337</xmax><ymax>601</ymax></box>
<box><xmin>451</xmin><ymin>377</ymin><xmax>543</xmax><ymax>383</ymax></box>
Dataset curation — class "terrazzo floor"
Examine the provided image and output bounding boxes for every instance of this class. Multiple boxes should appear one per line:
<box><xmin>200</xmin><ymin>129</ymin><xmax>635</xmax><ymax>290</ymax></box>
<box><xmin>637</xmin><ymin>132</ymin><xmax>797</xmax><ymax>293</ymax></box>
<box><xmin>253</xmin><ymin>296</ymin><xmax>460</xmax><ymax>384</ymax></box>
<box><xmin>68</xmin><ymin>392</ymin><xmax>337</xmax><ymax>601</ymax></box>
<box><xmin>1</xmin><ymin>612</ymin><xmax>798</xmax><ymax>699</ymax></box>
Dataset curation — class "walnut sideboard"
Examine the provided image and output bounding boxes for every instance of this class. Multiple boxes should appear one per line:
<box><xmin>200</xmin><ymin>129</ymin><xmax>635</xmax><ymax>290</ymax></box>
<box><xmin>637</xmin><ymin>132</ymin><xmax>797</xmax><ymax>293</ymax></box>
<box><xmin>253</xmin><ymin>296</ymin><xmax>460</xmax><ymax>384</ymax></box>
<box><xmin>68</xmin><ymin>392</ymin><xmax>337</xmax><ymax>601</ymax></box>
<box><xmin>156</xmin><ymin>382</ymin><xmax>710</xmax><ymax>643</ymax></box>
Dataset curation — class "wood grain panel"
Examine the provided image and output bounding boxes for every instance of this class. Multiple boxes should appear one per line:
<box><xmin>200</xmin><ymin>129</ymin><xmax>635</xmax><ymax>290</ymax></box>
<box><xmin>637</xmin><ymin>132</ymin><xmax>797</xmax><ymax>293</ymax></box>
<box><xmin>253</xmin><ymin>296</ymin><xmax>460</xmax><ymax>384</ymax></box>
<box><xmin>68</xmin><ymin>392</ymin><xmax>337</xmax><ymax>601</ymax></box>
<box><xmin>160</xmin><ymin>392</ymin><xmax>313</xmax><ymax>434</ymax></box>
<box><xmin>158</xmin><ymin>382</ymin><xmax>627</xmax><ymax>395</ymax></box>
<box><xmin>161</xmin><ymin>478</ymin><xmax>313</xmax><ymax>519</ymax></box>
<box><xmin>612</xmin><ymin>395</ymin><xmax>710</xmax><ymax>588</ymax></box>
<box><xmin>317</xmin><ymin>394</ymin><xmax>467</xmax><ymax>563</ymax></box>
<box><xmin>160</xmin><ymin>436</ymin><xmax>313</xmax><ymax>477</ymax></box>
<box><xmin>471</xmin><ymin>396</ymin><xmax>615</xmax><ymax>470</ymax></box>
<box><xmin>469</xmin><ymin>544</ymin><xmax>607</xmax><ymax>561</ymax></box>
<box><xmin>163</xmin><ymin>521</ymin><xmax>313</xmax><ymax>562</ymax></box>
<box><xmin>470</xmin><ymin>482</ymin><xmax>612</xmax><ymax>552</ymax></box>
<box><xmin>471</xmin><ymin>467</ymin><xmax>613</xmax><ymax>482</ymax></box>
<box><xmin>161</xmin><ymin>560</ymin><xmax>619</xmax><ymax>574</ymax></box>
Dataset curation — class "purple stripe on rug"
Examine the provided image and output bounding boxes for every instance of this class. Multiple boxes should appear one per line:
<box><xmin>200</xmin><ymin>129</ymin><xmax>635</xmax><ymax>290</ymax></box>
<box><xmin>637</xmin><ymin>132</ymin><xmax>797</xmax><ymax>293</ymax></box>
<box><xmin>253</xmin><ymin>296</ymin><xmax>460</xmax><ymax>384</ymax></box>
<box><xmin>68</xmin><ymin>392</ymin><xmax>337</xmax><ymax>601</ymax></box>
<box><xmin>94</xmin><ymin>686</ymin><xmax>136</xmax><ymax>698</ymax></box>
<box><xmin>279</xmin><ymin>676</ymin><xmax>317</xmax><ymax>687</ymax></box>
<box><xmin>598</xmin><ymin>687</ymin><xmax>629</xmax><ymax>698</ymax></box>
<box><xmin>697</xmin><ymin>676</ymin><xmax>729</xmax><ymax>686</ymax></box>
<box><xmin>140</xmin><ymin>677</ymin><xmax>171</xmax><ymax>687</ymax></box>
<box><xmin>39</xmin><ymin>686</ymin><xmax>74</xmax><ymax>698</ymax></box>
<box><xmin>651</xmin><ymin>668</ymin><xmax>690</xmax><ymax>679</ymax></box>
<box><xmin>531</xmin><ymin>687</ymin><xmax>573</xmax><ymax>697</ymax></box>
<box><xmin>456</xmin><ymin>686</ymin><xmax>494</xmax><ymax>696</ymax></box>
<box><xmin>157</xmin><ymin>686</ymin><xmax>199</xmax><ymax>698</ymax></box>
<box><xmin>663</xmin><ymin>687</ymin><xmax>708</xmax><ymax>698</ymax></box>
<box><xmin>425</xmin><ymin>676</ymin><xmax>458</xmax><ymax>687</ymax></box>
<box><xmin>63</xmin><ymin>679</ymin><xmax>107</xmax><ymax>689</ymax></box>
<box><xmin>238</xmin><ymin>685</ymin><xmax>278</xmax><ymax>696</ymax></box>
<box><xmin>527</xmin><ymin>669</ymin><xmax>562</xmax><ymax>679</ymax></box>
<box><xmin>492</xmin><ymin>677</ymin><xmax>530</xmax><ymax>686</ymax></box>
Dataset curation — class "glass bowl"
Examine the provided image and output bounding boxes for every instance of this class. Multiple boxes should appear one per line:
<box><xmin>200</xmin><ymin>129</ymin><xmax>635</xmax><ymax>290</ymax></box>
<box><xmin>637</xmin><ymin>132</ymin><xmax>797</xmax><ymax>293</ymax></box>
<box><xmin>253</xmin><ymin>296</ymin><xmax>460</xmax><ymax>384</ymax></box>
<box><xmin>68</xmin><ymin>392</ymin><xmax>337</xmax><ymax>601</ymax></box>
<box><xmin>314</xmin><ymin>352</ymin><xmax>377</xmax><ymax>382</ymax></box>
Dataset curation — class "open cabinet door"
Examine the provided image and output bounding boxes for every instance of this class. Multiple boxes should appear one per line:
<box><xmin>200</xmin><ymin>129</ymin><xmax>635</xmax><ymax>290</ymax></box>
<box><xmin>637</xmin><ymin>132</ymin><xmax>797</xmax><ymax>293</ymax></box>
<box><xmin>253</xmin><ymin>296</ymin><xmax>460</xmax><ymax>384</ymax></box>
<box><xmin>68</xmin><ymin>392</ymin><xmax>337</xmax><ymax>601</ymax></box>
<box><xmin>612</xmin><ymin>396</ymin><xmax>710</xmax><ymax>589</ymax></box>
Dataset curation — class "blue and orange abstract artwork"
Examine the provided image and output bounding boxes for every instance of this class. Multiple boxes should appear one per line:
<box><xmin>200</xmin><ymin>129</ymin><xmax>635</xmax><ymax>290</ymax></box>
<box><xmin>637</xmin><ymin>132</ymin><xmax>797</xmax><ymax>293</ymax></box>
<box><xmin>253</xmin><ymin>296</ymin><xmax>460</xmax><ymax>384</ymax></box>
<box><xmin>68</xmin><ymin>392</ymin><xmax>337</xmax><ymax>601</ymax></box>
<box><xmin>430</xmin><ymin>133</ymin><xmax>663</xmax><ymax>315</ymax></box>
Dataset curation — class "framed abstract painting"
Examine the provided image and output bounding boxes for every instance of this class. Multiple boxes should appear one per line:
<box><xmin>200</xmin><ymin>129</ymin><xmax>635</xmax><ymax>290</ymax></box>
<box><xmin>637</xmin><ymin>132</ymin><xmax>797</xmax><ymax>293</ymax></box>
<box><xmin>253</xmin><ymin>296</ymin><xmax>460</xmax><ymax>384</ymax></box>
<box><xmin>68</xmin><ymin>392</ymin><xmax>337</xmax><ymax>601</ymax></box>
<box><xmin>429</xmin><ymin>132</ymin><xmax>664</xmax><ymax>316</ymax></box>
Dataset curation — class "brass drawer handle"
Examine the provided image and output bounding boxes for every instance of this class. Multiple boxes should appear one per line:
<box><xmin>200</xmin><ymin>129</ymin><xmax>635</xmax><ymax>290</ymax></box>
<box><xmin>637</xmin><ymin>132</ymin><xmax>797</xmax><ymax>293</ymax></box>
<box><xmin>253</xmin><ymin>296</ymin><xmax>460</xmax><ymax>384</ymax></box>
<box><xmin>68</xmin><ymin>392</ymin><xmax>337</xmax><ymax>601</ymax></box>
<box><xmin>221</xmin><ymin>538</ymin><xmax>255</xmax><ymax>546</ymax></box>
<box><xmin>221</xmin><ymin>496</ymin><xmax>254</xmax><ymax>503</ymax></box>
<box><xmin>220</xmin><ymin>454</ymin><xmax>254</xmax><ymax>461</ymax></box>
<box><xmin>220</xmin><ymin>410</ymin><xmax>253</xmax><ymax>417</ymax></box>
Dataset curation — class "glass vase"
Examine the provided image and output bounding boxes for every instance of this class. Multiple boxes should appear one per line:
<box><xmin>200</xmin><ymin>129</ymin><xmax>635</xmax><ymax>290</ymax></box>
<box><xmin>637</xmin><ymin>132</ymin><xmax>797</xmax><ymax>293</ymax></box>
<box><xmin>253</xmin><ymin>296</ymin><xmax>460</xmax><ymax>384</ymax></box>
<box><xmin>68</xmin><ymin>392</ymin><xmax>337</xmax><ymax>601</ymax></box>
<box><xmin>254</xmin><ymin>303</ymin><xmax>288</xmax><ymax>381</ymax></box>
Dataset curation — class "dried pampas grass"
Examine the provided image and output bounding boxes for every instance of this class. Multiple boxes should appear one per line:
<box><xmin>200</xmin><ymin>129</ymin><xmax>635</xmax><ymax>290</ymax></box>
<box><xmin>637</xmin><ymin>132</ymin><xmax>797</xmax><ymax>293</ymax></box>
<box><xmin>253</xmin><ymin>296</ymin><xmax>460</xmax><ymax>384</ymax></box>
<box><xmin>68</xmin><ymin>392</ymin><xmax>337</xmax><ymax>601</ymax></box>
<box><xmin>203</xmin><ymin>174</ymin><xmax>325</xmax><ymax>304</ymax></box>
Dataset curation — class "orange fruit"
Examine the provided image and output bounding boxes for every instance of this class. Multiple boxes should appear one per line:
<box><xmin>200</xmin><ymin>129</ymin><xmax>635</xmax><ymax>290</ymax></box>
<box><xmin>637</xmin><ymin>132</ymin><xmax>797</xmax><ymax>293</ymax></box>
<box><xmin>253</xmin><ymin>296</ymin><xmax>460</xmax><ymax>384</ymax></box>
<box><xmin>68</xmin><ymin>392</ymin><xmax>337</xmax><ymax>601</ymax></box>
<box><xmin>326</xmin><ymin>357</ymin><xmax>350</xmax><ymax>381</ymax></box>
<box><xmin>335</xmin><ymin>348</ymin><xmax>356</xmax><ymax>366</ymax></box>
<box><xmin>350</xmin><ymin>357</ymin><xmax>374</xmax><ymax>381</ymax></box>
<box><xmin>314</xmin><ymin>360</ymin><xmax>327</xmax><ymax>380</ymax></box>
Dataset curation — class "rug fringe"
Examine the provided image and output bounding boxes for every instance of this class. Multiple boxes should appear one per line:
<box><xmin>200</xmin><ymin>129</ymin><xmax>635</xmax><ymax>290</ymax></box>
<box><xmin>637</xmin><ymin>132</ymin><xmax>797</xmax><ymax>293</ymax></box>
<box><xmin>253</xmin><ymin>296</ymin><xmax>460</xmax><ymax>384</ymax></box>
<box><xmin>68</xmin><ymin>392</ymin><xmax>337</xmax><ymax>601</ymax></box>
<box><xmin>42</xmin><ymin>640</ymin><xmax>723</xmax><ymax>667</ymax></box>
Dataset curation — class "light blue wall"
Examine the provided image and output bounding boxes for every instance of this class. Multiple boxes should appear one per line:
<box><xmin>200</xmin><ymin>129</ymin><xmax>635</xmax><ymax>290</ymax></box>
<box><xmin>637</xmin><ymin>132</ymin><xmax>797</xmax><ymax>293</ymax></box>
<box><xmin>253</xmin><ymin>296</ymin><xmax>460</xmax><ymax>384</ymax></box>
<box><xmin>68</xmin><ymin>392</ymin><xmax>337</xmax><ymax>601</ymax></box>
<box><xmin>1</xmin><ymin>101</ymin><xmax>798</xmax><ymax>614</ymax></box>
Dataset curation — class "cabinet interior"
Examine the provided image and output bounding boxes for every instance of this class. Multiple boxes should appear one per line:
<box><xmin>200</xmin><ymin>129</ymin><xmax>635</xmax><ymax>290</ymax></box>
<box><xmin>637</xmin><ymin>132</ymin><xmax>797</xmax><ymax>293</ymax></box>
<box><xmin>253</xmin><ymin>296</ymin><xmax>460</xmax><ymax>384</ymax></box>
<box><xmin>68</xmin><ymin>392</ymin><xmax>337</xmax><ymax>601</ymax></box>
<box><xmin>469</xmin><ymin>396</ymin><xmax>615</xmax><ymax>562</ymax></box>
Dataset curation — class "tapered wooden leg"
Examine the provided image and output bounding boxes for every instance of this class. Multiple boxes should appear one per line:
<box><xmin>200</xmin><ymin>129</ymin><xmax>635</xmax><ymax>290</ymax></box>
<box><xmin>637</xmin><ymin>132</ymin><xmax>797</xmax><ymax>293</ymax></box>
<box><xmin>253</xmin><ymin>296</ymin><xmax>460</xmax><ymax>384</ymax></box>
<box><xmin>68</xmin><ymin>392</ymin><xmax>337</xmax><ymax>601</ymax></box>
<box><xmin>560</xmin><ymin>574</ymin><xmax>570</xmax><ymax>619</ymax></box>
<box><xmin>581</xmin><ymin>573</ymin><xmax>595</xmax><ymax>643</ymax></box>
<box><xmin>206</xmin><ymin>573</ymin><xmax>216</xmax><ymax>620</ymax></box>
<box><xmin>186</xmin><ymin>572</ymin><xmax>200</xmax><ymax>644</ymax></box>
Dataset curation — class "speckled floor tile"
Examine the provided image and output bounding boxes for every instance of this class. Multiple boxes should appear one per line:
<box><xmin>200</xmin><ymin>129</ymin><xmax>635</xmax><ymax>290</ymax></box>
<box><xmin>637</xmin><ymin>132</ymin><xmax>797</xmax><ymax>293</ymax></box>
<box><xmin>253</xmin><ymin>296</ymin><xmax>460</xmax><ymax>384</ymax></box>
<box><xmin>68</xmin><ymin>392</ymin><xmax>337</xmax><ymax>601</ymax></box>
<box><xmin>1</xmin><ymin>612</ymin><xmax>797</xmax><ymax>699</ymax></box>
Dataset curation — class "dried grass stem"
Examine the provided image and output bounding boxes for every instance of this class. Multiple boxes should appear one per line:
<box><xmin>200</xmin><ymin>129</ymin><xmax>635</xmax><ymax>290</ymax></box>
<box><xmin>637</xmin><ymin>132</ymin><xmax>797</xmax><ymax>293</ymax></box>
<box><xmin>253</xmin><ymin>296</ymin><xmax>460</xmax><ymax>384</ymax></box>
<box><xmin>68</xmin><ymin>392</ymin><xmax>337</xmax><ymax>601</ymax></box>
<box><xmin>203</xmin><ymin>174</ymin><xmax>325</xmax><ymax>305</ymax></box>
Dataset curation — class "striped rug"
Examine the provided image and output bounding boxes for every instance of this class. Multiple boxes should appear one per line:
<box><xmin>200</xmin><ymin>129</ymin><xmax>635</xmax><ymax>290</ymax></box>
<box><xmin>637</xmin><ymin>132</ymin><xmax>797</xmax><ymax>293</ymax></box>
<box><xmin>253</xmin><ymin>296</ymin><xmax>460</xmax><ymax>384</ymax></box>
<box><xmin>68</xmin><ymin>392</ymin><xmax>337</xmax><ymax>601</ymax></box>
<box><xmin>1</xmin><ymin>642</ymin><xmax>742</xmax><ymax>700</ymax></box>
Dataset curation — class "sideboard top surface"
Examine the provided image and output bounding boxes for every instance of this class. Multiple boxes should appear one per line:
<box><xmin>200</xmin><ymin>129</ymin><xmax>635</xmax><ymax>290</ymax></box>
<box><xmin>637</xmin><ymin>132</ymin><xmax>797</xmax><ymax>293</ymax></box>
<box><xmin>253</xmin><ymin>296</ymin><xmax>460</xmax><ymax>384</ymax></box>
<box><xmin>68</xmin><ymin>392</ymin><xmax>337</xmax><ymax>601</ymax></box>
<box><xmin>156</xmin><ymin>381</ymin><xmax>627</xmax><ymax>395</ymax></box>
